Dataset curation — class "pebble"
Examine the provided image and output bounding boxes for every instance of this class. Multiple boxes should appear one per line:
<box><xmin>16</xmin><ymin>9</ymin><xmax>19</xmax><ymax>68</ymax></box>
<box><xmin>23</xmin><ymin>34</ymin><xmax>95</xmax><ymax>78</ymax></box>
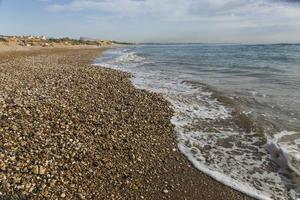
<box><xmin>163</xmin><ymin>189</ymin><xmax>169</xmax><ymax>194</ymax></box>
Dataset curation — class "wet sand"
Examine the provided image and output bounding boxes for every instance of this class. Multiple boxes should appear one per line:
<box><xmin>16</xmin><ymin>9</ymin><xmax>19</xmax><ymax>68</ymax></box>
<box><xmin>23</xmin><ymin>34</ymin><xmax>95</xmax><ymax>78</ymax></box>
<box><xmin>0</xmin><ymin>47</ymin><xmax>252</xmax><ymax>199</ymax></box>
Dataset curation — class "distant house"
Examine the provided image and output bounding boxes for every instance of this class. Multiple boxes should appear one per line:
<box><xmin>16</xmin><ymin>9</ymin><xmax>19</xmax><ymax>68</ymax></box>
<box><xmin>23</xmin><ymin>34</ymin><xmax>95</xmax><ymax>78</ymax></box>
<box><xmin>80</xmin><ymin>37</ymin><xmax>95</xmax><ymax>41</ymax></box>
<box><xmin>39</xmin><ymin>36</ymin><xmax>47</xmax><ymax>40</ymax></box>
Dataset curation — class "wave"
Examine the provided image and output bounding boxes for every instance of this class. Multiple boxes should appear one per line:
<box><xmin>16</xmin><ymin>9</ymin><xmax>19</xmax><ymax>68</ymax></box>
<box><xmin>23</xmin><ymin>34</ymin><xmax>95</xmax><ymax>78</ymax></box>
<box><xmin>168</xmin><ymin>82</ymin><xmax>298</xmax><ymax>200</ymax></box>
<box><xmin>115</xmin><ymin>52</ymin><xmax>145</xmax><ymax>63</ymax></box>
<box><xmin>267</xmin><ymin>131</ymin><xmax>300</xmax><ymax>176</ymax></box>
<box><xmin>94</xmin><ymin>47</ymin><xmax>300</xmax><ymax>200</ymax></box>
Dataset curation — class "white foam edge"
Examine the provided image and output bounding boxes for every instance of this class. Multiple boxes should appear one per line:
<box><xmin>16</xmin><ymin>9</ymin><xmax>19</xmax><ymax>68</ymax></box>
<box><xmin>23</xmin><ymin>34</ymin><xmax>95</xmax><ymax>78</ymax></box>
<box><xmin>267</xmin><ymin>131</ymin><xmax>300</xmax><ymax>176</ymax></box>
<box><xmin>176</xmin><ymin>130</ymin><xmax>273</xmax><ymax>200</ymax></box>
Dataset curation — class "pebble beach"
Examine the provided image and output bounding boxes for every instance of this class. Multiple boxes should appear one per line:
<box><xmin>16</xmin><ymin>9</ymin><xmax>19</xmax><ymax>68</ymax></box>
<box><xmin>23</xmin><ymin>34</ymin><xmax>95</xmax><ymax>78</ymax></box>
<box><xmin>0</xmin><ymin>47</ymin><xmax>252</xmax><ymax>200</ymax></box>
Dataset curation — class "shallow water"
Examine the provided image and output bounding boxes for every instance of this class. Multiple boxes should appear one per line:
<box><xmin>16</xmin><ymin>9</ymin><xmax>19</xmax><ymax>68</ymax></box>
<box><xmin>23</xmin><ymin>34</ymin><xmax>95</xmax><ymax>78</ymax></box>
<box><xmin>94</xmin><ymin>44</ymin><xmax>300</xmax><ymax>200</ymax></box>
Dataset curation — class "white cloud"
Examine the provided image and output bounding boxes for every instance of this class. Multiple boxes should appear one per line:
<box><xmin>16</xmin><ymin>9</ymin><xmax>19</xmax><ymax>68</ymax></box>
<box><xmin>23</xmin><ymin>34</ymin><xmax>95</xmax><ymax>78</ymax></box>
<box><xmin>47</xmin><ymin>0</ymin><xmax>300</xmax><ymax>19</ymax></box>
<box><xmin>45</xmin><ymin>0</ymin><xmax>300</xmax><ymax>43</ymax></box>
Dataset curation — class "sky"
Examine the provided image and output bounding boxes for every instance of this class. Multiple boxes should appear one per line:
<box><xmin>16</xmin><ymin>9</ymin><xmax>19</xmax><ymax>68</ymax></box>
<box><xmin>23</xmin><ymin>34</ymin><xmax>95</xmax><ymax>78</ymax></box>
<box><xmin>1</xmin><ymin>0</ymin><xmax>300</xmax><ymax>43</ymax></box>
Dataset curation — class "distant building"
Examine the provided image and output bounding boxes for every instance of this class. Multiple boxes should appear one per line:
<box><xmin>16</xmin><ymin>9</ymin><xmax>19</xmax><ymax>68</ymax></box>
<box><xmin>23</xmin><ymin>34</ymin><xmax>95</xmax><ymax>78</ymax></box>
<box><xmin>39</xmin><ymin>36</ymin><xmax>47</xmax><ymax>40</ymax></box>
<box><xmin>80</xmin><ymin>37</ymin><xmax>95</xmax><ymax>41</ymax></box>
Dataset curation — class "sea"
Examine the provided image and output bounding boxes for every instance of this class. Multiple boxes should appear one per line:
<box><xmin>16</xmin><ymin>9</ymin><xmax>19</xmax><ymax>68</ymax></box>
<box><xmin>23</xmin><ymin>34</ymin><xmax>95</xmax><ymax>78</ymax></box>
<box><xmin>94</xmin><ymin>44</ymin><xmax>300</xmax><ymax>200</ymax></box>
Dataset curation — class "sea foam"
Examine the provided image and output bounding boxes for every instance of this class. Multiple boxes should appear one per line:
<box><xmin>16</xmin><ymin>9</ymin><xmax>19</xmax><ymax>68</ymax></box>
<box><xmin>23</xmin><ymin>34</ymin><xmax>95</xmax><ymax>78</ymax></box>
<box><xmin>94</xmin><ymin>47</ymin><xmax>300</xmax><ymax>200</ymax></box>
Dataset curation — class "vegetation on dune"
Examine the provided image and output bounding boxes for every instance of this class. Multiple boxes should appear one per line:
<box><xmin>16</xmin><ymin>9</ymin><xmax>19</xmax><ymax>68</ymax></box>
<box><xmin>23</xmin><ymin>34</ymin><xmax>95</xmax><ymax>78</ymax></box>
<box><xmin>0</xmin><ymin>35</ymin><xmax>117</xmax><ymax>47</ymax></box>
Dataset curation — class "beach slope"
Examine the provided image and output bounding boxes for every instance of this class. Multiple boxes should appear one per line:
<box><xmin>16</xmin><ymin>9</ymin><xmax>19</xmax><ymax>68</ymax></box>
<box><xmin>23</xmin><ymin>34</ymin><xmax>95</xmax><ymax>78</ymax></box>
<box><xmin>0</xmin><ymin>47</ymin><xmax>251</xmax><ymax>199</ymax></box>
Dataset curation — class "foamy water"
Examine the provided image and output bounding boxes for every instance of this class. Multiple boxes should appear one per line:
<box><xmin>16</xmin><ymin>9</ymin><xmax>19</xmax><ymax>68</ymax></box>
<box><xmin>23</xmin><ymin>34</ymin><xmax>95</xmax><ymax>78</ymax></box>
<box><xmin>94</xmin><ymin>44</ymin><xmax>300</xmax><ymax>200</ymax></box>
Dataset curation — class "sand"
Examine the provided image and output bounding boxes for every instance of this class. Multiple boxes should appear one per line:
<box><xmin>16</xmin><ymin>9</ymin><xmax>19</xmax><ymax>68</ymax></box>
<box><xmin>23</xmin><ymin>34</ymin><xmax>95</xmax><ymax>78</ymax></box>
<box><xmin>0</xmin><ymin>46</ymin><xmax>252</xmax><ymax>199</ymax></box>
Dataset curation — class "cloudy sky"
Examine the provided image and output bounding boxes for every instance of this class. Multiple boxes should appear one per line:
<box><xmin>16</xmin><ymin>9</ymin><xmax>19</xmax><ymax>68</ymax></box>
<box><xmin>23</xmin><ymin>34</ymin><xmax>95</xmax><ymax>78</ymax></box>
<box><xmin>0</xmin><ymin>0</ymin><xmax>300</xmax><ymax>43</ymax></box>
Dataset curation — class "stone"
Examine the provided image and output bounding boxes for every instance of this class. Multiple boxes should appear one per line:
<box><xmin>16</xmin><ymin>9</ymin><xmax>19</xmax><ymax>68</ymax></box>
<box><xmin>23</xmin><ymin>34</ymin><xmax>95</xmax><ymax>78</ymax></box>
<box><xmin>33</xmin><ymin>166</ymin><xmax>39</xmax><ymax>174</ymax></box>
<box><xmin>32</xmin><ymin>166</ymin><xmax>46</xmax><ymax>175</ymax></box>
<box><xmin>11</xmin><ymin>125</ymin><xmax>18</xmax><ymax>131</ymax></box>
<box><xmin>39</xmin><ymin>166</ymin><xmax>47</xmax><ymax>175</ymax></box>
<box><xmin>78</xmin><ymin>193</ymin><xmax>85</xmax><ymax>199</ymax></box>
<box><xmin>0</xmin><ymin>161</ymin><xmax>6</xmax><ymax>171</ymax></box>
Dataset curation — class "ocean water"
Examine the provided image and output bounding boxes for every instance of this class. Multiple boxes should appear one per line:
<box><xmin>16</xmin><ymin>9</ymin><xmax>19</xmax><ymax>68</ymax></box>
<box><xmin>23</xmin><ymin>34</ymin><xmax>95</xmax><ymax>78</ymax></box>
<box><xmin>94</xmin><ymin>44</ymin><xmax>300</xmax><ymax>200</ymax></box>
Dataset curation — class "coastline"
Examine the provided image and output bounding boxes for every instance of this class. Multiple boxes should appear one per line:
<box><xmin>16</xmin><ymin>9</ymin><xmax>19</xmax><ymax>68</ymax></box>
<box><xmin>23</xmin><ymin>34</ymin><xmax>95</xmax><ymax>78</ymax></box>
<box><xmin>0</xmin><ymin>47</ymin><xmax>252</xmax><ymax>199</ymax></box>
